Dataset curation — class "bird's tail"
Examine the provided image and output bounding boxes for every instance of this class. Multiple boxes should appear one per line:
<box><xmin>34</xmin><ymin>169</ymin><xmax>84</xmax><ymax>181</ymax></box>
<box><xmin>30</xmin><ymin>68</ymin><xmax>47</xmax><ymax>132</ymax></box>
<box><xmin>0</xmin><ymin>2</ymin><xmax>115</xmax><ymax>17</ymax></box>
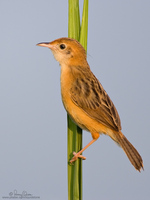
<box><xmin>113</xmin><ymin>131</ymin><xmax>143</xmax><ymax>172</ymax></box>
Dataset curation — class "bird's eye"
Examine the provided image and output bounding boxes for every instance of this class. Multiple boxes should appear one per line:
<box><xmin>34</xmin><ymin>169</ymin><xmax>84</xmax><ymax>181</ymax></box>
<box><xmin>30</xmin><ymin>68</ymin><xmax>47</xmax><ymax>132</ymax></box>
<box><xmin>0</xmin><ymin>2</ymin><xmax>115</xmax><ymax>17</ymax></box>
<box><xmin>60</xmin><ymin>44</ymin><xmax>66</xmax><ymax>50</ymax></box>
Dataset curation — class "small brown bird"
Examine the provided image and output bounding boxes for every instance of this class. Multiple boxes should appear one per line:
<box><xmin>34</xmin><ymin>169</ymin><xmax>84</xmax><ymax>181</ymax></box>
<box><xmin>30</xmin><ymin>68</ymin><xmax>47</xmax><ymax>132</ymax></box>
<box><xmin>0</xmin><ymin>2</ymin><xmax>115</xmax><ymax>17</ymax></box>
<box><xmin>37</xmin><ymin>37</ymin><xmax>143</xmax><ymax>171</ymax></box>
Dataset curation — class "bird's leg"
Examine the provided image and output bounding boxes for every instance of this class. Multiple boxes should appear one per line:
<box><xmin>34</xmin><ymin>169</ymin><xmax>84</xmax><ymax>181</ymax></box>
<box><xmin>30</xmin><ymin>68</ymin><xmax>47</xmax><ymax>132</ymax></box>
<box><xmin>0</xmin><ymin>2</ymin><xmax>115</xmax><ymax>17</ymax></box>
<box><xmin>70</xmin><ymin>138</ymin><xmax>98</xmax><ymax>163</ymax></box>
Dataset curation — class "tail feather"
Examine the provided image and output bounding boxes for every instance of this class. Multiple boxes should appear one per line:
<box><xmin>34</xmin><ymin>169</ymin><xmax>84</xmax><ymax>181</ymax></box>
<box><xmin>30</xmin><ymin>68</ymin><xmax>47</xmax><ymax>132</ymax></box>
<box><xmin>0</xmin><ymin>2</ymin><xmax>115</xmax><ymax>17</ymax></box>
<box><xmin>114</xmin><ymin>131</ymin><xmax>143</xmax><ymax>172</ymax></box>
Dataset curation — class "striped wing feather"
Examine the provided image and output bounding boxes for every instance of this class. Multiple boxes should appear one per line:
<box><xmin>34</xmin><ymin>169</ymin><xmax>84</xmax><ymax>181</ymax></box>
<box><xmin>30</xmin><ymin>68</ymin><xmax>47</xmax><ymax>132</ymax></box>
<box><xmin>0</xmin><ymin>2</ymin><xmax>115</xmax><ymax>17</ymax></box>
<box><xmin>70</xmin><ymin>67</ymin><xmax>121</xmax><ymax>131</ymax></box>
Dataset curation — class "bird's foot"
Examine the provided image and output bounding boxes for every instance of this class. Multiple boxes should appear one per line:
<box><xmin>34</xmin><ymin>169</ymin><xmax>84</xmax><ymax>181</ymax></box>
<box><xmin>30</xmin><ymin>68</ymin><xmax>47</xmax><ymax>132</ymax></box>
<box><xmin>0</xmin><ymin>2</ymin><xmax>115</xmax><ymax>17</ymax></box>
<box><xmin>70</xmin><ymin>152</ymin><xmax>86</xmax><ymax>164</ymax></box>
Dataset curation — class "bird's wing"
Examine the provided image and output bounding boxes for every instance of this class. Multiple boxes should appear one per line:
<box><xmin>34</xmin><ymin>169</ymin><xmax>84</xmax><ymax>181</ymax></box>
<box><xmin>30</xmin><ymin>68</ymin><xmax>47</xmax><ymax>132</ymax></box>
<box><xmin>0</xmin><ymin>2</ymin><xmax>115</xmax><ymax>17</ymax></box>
<box><xmin>70</xmin><ymin>69</ymin><xmax>121</xmax><ymax>131</ymax></box>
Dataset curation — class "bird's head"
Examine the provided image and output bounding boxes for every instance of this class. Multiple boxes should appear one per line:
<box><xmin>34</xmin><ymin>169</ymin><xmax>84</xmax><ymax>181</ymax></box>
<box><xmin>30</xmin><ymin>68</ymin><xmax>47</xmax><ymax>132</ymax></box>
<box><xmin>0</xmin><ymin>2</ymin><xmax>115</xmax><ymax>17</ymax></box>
<box><xmin>37</xmin><ymin>37</ymin><xmax>87</xmax><ymax>67</ymax></box>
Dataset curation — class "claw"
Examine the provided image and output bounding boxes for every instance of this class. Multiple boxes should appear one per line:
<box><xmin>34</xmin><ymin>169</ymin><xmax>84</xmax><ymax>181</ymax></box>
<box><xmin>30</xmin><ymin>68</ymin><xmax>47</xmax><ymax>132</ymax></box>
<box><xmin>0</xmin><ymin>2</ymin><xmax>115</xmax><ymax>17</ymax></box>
<box><xmin>70</xmin><ymin>152</ymin><xmax>86</xmax><ymax>164</ymax></box>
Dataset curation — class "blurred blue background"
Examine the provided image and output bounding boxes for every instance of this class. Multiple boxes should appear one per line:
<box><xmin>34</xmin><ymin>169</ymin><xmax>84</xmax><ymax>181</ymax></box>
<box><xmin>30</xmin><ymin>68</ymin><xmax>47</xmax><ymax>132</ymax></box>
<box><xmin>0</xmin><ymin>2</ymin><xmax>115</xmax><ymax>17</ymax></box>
<box><xmin>0</xmin><ymin>1</ymin><xmax>149</xmax><ymax>199</ymax></box>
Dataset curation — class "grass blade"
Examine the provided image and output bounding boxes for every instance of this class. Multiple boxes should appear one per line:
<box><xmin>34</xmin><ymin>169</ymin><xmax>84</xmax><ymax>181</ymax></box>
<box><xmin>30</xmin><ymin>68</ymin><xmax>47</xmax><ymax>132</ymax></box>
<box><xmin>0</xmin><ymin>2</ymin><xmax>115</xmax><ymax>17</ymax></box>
<box><xmin>68</xmin><ymin>1</ymin><xmax>88</xmax><ymax>200</ymax></box>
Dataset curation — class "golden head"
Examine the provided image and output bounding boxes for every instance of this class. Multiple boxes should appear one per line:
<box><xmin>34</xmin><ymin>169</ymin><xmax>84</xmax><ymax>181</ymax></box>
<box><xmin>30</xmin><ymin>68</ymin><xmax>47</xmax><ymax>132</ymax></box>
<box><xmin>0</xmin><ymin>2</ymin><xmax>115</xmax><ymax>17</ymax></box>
<box><xmin>37</xmin><ymin>37</ymin><xmax>87</xmax><ymax>67</ymax></box>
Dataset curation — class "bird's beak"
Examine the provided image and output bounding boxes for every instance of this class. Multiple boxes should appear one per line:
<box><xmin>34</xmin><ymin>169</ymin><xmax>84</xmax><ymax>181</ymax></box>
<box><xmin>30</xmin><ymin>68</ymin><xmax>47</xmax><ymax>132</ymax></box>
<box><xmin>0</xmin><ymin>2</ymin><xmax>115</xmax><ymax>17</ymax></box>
<box><xmin>36</xmin><ymin>42</ymin><xmax>55</xmax><ymax>50</ymax></box>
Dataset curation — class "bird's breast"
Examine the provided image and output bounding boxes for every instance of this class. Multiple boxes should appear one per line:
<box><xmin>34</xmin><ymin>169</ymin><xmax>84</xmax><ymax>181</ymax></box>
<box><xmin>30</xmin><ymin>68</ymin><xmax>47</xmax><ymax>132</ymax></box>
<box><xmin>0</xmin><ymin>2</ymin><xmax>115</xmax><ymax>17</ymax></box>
<box><xmin>60</xmin><ymin>65</ymin><xmax>109</xmax><ymax>134</ymax></box>
<box><xmin>60</xmin><ymin>66</ymin><xmax>74</xmax><ymax>111</ymax></box>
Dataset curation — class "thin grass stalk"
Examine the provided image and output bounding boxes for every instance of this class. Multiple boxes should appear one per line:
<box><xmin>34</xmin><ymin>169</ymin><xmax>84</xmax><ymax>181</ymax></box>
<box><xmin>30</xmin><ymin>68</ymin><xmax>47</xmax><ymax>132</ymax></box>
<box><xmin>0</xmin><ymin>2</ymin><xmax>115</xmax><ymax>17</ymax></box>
<box><xmin>68</xmin><ymin>1</ymin><xmax>82</xmax><ymax>200</ymax></box>
<box><xmin>68</xmin><ymin>1</ymin><xmax>88</xmax><ymax>200</ymax></box>
<box><xmin>79</xmin><ymin>0</ymin><xmax>89</xmax><ymax>50</ymax></box>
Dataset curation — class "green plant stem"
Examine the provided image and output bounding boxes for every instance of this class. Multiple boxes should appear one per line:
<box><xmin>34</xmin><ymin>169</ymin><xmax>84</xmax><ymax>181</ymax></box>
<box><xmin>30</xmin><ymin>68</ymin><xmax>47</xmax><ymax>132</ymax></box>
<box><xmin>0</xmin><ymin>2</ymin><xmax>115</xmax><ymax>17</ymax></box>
<box><xmin>68</xmin><ymin>1</ymin><xmax>88</xmax><ymax>200</ymax></box>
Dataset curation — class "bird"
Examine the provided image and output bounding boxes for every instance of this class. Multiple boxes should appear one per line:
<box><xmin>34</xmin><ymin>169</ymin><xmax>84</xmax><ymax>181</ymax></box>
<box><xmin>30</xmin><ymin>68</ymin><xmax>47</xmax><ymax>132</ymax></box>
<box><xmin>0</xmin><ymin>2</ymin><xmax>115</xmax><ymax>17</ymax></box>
<box><xmin>37</xmin><ymin>37</ymin><xmax>143</xmax><ymax>172</ymax></box>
